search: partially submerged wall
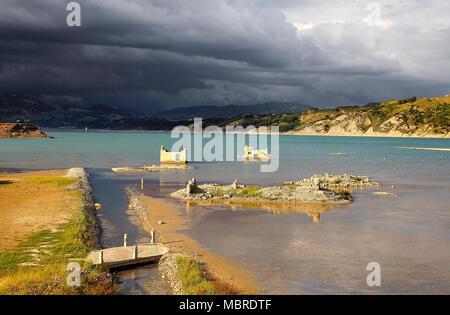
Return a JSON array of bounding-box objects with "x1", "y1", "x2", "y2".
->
[{"x1": 160, "y1": 145, "x2": 187, "y2": 164}]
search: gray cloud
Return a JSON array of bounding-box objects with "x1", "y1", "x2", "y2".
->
[{"x1": 0, "y1": 0, "x2": 448, "y2": 113}]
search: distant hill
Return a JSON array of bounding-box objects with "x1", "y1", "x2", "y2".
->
[
  {"x1": 155, "y1": 102, "x2": 312, "y2": 120},
  {"x1": 0, "y1": 94, "x2": 151, "y2": 129},
  {"x1": 2, "y1": 94, "x2": 448, "y2": 137},
  {"x1": 213, "y1": 96, "x2": 450, "y2": 138},
  {"x1": 0, "y1": 95, "x2": 311, "y2": 129}
]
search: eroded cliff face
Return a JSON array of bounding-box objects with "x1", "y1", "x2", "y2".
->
[
  {"x1": 291, "y1": 112, "x2": 450, "y2": 138},
  {"x1": 0, "y1": 123, "x2": 52, "y2": 138},
  {"x1": 288, "y1": 96, "x2": 450, "y2": 138}
]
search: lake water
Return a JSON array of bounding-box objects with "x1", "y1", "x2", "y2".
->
[{"x1": 1, "y1": 131, "x2": 449, "y2": 294}]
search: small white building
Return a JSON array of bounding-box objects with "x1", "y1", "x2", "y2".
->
[
  {"x1": 160, "y1": 145, "x2": 187, "y2": 164},
  {"x1": 239, "y1": 145, "x2": 271, "y2": 161}
]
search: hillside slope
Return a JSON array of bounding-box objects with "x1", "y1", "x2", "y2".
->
[
  {"x1": 0, "y1": 94, "x2": 182, "y2": 130},
  {"x1": 219, "y1": 96, "x2": 449, "y2": 138},
  {"x1": 155, "y1": 102, "x2": 311, "y2": 120}
]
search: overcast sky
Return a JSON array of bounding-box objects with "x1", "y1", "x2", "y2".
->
[{"x1": 0, "y1": 0, "x2": 449, "y2": 113}]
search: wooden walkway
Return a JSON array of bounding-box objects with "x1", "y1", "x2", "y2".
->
[{"x1": 87, "y1": 243, "x2": 169, "y2": 269}]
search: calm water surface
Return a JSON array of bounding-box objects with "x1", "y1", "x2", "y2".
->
[{"x1": 1, "y1": 131, "x2": 449, "y2": 294}]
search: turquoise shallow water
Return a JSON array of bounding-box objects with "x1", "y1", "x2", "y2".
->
[
  {"x1": 1, "y1": 131, "x2": 449, "y2": 294},
  {"x1": 1, "y1": 131, "x2": 449, "y2": 186}
]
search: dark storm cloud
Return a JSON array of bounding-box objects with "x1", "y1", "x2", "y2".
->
[{"x1": 0, "y1": 0, "x2": 448, "y2": 112}]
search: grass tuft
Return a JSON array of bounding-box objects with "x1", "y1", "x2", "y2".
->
[
  {"x1": 0, "y1": 178, "x2": 117, "y2": 295},
  {"x1": 175, "y1": 256, "x2": 238, "y2": 295},
  {"x1": 28, "y1": 176, "x2": 76, "y2": 186},
  {"x1": 238, "y1": 186, "x2": 261, "y2": 198}
]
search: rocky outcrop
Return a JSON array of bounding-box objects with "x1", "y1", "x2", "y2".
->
[
  {"x1": 171, "y1": 174, "x2": 380, "y2": 204},
  {"x1": 231, "y1": 179, "x2": 239, "y2": 190},
  {"x1": 284, "y1": 173, "x2": 381, "y2": 191},
  {"x1": 287, "y1": 96, "x2": 450, "y2": 138},
  {"x1": 185, "y1": 178, "x2": 204, "y2": 194},
  {"x1": 0, "y1": 123, "x2": 52, "y2": 138}
]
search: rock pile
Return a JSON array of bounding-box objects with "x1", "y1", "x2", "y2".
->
[
  {"x1": 171, "y1": 173, "x2": 381, "y2": 204},
  {"x1": 285, "y1": 173, "x2": 381, "y2": 191},
  {"x1": 65, "y1": 168, "x2": 102, "y2": 249},
  {"x1": 126, "y1": 188, "x2": 149, "y2": 221},
  {"x1": 158, "y1": 253, "x2": 185, "y2": 295}
]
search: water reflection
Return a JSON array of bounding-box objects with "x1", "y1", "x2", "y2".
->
[
  {"x1": 118, "y1": 264, "x2": 171, "y2": 295},
  {"x1": 184, "y1": 199, "x2": 337, "y2": 223}
]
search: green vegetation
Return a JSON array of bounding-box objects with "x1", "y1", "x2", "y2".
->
[
  {"x1": 207, "y1": 185, "x2": 262, "y2": 199},
  {"x1": 175, "y1": 256, "x2": 237, "y2": 295},
  {"x1": 207, "y1": 96, "x2": 450, "y2": 136},
  {"x1": 28, "y1": 176, "x2": 76, "y2": 187},
  {"x1": 0, "y1": 183, "x2": 117, "y2": 295},
  {"x1": 209, "y1": 113, "x2": 303, "y2": 132},
  {"x1": 397, "y1": 96, "x2": 417, "y2": 105},
  {"x1": 238, "y1": 186, "x2": 261, "y2": 198}
]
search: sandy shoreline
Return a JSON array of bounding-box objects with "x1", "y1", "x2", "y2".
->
[
  {"x1": 281, "y1": 130, "x2": 450, "y2": 138},
  {"x1": 131, "y1": 193, "x2": 260, "y2": 294},
  {"x1": 42, "y1": 128, "x2": 450, "y2": 138},
  {"x1": 393, "y1": 146, "x2": 450, "y2": 151}
]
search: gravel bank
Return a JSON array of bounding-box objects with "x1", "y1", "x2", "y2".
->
[{"x1": 65, "y1": 168, "x2": 102, "y2": 249}]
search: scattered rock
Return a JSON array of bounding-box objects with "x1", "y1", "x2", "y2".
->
[
  {"x1": 64, "y1": 168, "x2": 102, "y2": 249},
  {"x1": 158, "y1": 253, "x2": 189, "y2": 295},
  {"x1": 112, "y1": 164, "x2": 194, "y2": 173},
  {"x1": 170, "y1": 174, "x2": 380, "y2": 204}
]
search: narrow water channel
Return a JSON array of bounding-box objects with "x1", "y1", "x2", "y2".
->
[{"x1": 88, "y1": 168, "x2": 171, "y2": 295}]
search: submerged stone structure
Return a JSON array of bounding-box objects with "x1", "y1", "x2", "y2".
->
[
  {"x1": 160, "y1": 145, "x2": 187, "y2": 164},
  {"x1": 171, "y1": 174, "x2": 381, "y2": 205},
  {"x1": 239, "y1": 145, "x2": 271, "y2": 161}
]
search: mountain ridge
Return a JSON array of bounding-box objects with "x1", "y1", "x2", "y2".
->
[
  {"x1": 1, "y1": 94, "x2": 448, "y2": 138},
  {"x1": 213, "y1": 96, "x2": 449, "y2": 138},
  {"x1": 154, "y1": 102, "x2": 312, "y2": 120}
]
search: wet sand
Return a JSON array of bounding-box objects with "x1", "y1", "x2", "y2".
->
[{"x1": 137, "y1": 195, "x2": 260, "y2": 294}]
